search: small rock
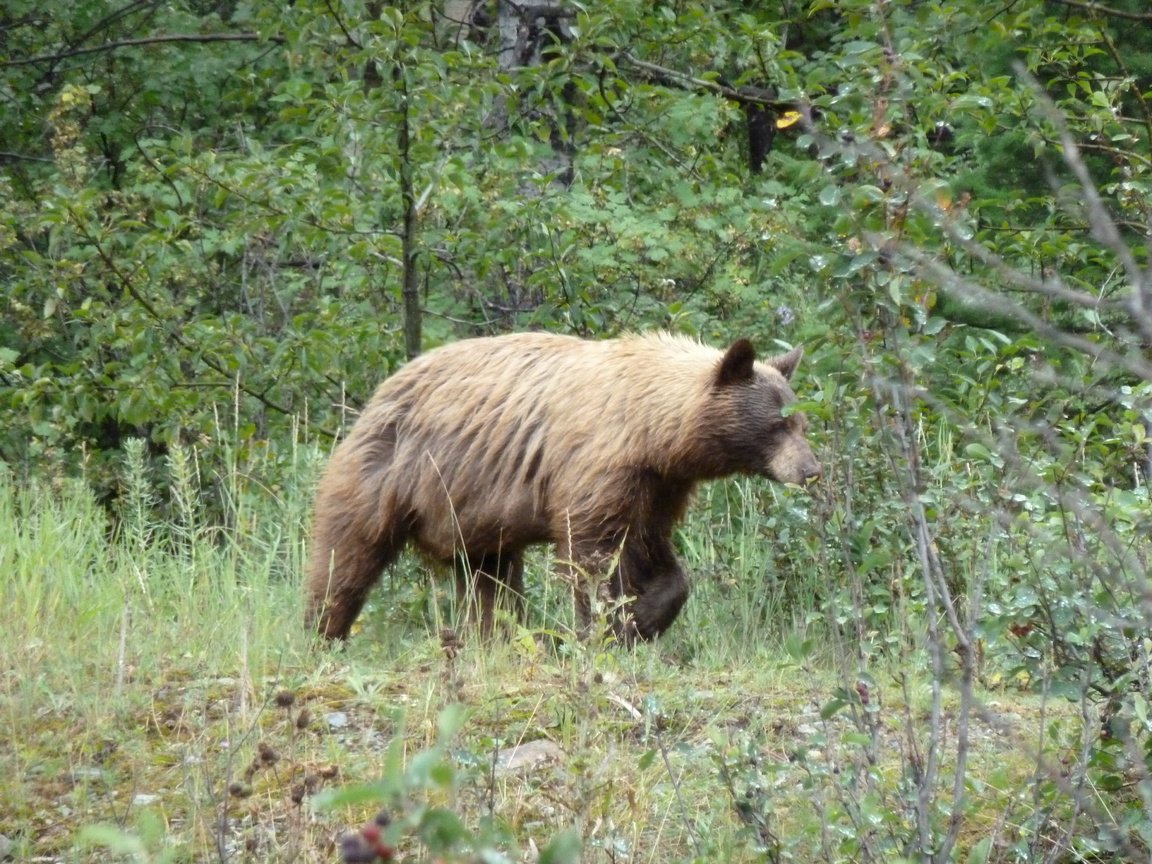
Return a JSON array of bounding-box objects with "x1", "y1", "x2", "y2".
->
[
  {"x1": 493, "y1": 739, "x2": 564, "y2": 776},
  {"x1": 325, "y1": 711, "x2": 349, "y2": 729}
]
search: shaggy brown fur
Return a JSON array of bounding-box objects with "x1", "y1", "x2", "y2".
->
[{"x1": 305, "y1": 332, "x2": 821, "y2": 642}]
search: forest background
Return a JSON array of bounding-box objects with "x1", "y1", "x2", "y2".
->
[{"x1": 2, "y1": 0, "x2": 1152, "y2": 861}]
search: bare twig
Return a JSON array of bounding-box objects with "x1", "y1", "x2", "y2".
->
[
  {"x1": 0, "y1": 150, "x2": 53, "y2": 163},
  {"x1": 891, "y1": 243, "x2": 1152, "y2": 382},
  {"x1": 1046, "y1": 0, "x2": 1152, "y2": 21},
  {"x1": 3, "y1": 31, "x2": 285, "y2": 68},
  {"x1": 614, "y1": 50, "x2": 783, "y2": 110}
]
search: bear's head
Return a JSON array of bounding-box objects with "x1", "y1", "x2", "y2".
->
[{"x1": 707, "y1": 339, "x2": 822, "y2": 486}]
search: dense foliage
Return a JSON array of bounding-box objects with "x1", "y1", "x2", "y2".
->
[{"x1": 3, "y1": 0, "x2": 1151, "y2": 860}]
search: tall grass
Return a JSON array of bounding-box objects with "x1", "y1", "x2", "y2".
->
[
  {"x1": 672, "y1": 478, "x2": 827, "y2": 662},
  {"x1": 0, "y1": 441, "x2": 319, "y2": 858},
  {"x1": 1, "y1": 444, "x2": 307, "y2": 703},
  {"x1": 1, "y1": 431, "x2": 1116, "y2": 863}
]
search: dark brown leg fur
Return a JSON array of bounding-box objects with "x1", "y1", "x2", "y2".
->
[
  {"x1": 455, "y1": 551, "x2": 525, "y2": 637},
  {"x1": 614, "y1": 535, "x2": 690, "y2": 641},
  {"x1": 305, "y1": 522, "x2": 404, "y2": 640},
  {"x1": 305, "y1": 447, "x2": 409, "y2": 640},
  {"x1": 306, "y1": 430, "x2": 411, "y2": 640}
]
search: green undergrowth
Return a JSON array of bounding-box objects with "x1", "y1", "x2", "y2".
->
[{"x1": 0, "y1": 452, "x2": 1097, "y2": 863}]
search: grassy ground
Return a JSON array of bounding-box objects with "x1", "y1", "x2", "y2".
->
[{"x1": 0, "y1": 457, "x2": 1080, "y2": 863}]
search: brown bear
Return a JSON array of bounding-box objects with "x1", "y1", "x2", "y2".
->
[{"x1": 305, "y1": 331, "x2": 820, "y2": 642}]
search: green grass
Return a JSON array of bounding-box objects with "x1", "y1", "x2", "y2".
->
[{"x1": 0, "y1": 453, "x2": 1091, "y2": 863}]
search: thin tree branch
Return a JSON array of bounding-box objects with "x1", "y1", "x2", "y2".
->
[
  {"x1": 1017, "y1": 64, "x2": 1152, "y2": 342},
  {"x1": 926, "y1": 208, "x2": 1126, "y2": 312},
  {"x1": 2, "y1": 32, "x2": 285, "y2": 68},
  {"x1": 323, "y1": 0, "x2": 361, "y2": 49},
  {"x1": 892, "y1": 241, "x2": 1152, "y2": 381},
  {"x1": 66, "y1": 1, "x2": 160, "y2": 58},
  {"x1": 614, "y1": 50, "x2": 783, "y2": 110},
  {"x1": 1047, "y1": 0, "x2": 1152, "y2": 20},
  {"x1": 0, "y1": 151, "x2": 53, "y2": 163}
]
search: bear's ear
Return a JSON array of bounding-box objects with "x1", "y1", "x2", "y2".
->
[
  {"x1": 767, "y1": 345, "x2": 804, "y2": 381},
  {"x1": 716, "y1": 339, "x2": 757, "y2": 386}
]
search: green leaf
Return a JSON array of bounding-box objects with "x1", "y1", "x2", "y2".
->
[
  {"x1": 418, "y1": 806, "x2": 468, "y2": 849},
  {"x1": 967, "y1": 836, "x2": 993, "y2": 864},
  {"x1": 437, "y1": 703, "x2": 468, "y2": 742},
  {"x1": 538, "y1": 829, "x2": 582, "y2": 864},
  {"x1": 783, "y1": 633, "x2": 813, "y2": 661},
  {"x1": 820, "y1": 696, "x2": 849, "y2": 720},
  {"x1": 819, "y1": 185, "x2": 841, "y2": 206}
]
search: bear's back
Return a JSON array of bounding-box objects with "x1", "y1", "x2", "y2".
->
[
  {"x1": 365, "y1": 331, "x2": 718, "y2": 432},
  {"x1": 348, "y1": 333, "x2": 721, "y2": 556}
]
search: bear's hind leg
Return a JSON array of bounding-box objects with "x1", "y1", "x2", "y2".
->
[
  {"x1": 306, "y1": 517, "x2": 405, "y2": 641},
  {"x1": 454, "y1": 550, "x2": 525, "y2": 638}
]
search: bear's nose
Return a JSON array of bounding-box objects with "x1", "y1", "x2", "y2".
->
[{"x1": 803, "y1": 462, "x2": 822, "y2": 484}]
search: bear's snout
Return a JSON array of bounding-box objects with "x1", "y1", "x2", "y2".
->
[
  {"x1": 768, "y1": 436, "x2": 822, "y2": 486},
  {"x1": 802, "y1": 457, "x2": 822, "y2": 484}
]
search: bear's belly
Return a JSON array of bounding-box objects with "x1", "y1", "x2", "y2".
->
[{"x1": 411, "y1": 492, "x2": 551, "y2": 560}]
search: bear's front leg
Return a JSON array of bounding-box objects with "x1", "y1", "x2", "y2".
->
[{"x1": 616, "y1": 535, "x2": 690, "y2": 641}]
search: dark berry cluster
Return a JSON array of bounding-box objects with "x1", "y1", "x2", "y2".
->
[{"x1": 339, "y1": 811, "x2": 394, "y2": 862}]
